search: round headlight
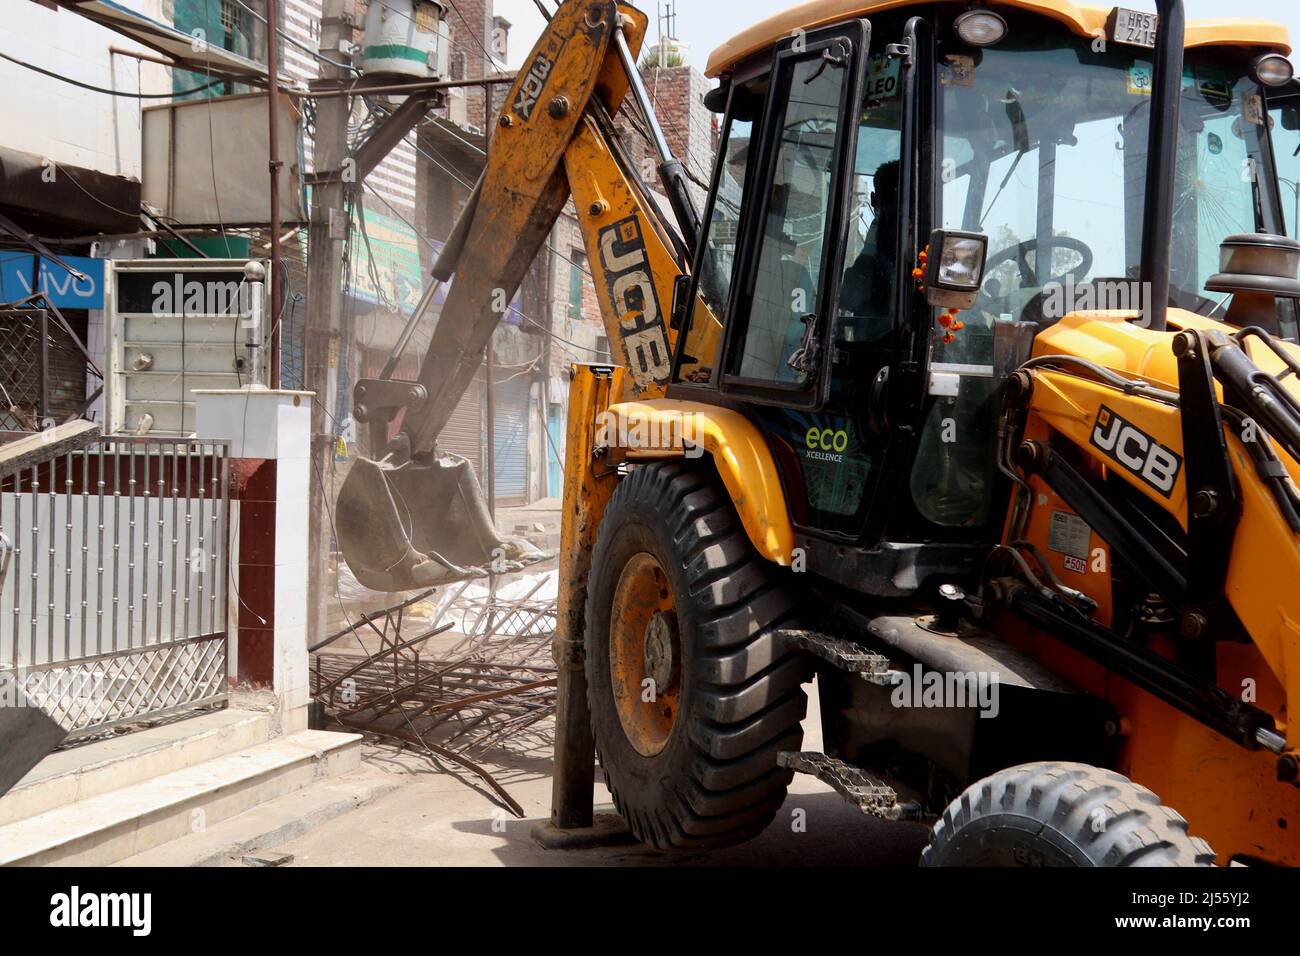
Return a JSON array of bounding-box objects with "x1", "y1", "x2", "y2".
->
[
  {"x1": 1254, "y1": 53, "x2": 1294, "y2": 88},
  {"x1": 954, "y1": 10, "x2": 1008, "y2": 48}
]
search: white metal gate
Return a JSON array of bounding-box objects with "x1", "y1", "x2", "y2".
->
[{"x1": 0, "y1": 435, "x2": 230, "y2": 739}]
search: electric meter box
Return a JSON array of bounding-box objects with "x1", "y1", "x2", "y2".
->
[
  {"x1": 361, "y1": 0, "x2": 451, "y2": 79},
  {"x1": 103, "y1": 259, "x2": 271, "y2": 436}
]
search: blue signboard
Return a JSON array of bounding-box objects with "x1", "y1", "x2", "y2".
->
[{"x1": 0, "y1": 253, "x2": 106, "y2": 309}]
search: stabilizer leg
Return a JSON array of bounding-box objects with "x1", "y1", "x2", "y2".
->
[{"x1": 531, "y1": 365, "x2": 634, "y2": 849}]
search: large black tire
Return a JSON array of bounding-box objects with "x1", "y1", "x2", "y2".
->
[
  {"x1": 585, "y1": 462, "x2": 809, "y2": 849},
  {"x1": 921, "y1": 761, "x2": 1216, "y2": 866}
]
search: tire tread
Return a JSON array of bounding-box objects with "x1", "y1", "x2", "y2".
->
[
  {"x1": 921, "y1": 761, "x2": 1216, "y2": 867},
  {"x1": 586, "y1": 463, "x2": 807, "y2": 850}
]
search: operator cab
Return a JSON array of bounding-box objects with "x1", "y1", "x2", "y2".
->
[{"x1": 669, "y1": 2, "x2": 1297, "y2": 599}]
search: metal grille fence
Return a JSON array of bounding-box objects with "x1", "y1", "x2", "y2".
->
[
  {"x1": 0, "y1": 309, "x2": 92, "y2": 432},
  {"x1": 0, "y1": 435, "x2": 231, "y2": 739}
]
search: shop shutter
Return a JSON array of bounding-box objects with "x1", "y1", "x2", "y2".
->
[
  {"x1": 440, "y1": 379, "x2": 484, "y2": 479},
  {"x1": 490, "y1": 375, "x2": 530, "y2": 506}
]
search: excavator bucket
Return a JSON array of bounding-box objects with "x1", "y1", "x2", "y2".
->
[
  {"x1": 336, "y1": 453, "x2": 548, "y2": 592},
  {"x1": 334, "y1": 0, "x2": 645, "y2": 594}
]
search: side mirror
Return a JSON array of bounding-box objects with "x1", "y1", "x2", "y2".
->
[
  {"x1": 670, "y1": 274, "x2": 693, "y2": 331},
  {"x1": 924, "y1": 228, "x2": 989, "y2": 311},
  {"x1": 703, "y1": 81, "x2": 730, "y2": 114}
]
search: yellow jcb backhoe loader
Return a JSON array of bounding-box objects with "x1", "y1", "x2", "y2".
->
[{"x1": 336, "y1": 0, "x2": 1300, "y2": 865}]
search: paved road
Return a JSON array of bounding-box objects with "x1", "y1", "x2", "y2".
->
[{"x1": 274, "y1": 679, "x2": 931, "y2": 867}]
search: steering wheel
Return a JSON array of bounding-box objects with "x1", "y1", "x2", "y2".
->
[{"x1": 978, "y1": 236, "x2": 1094, "y2": 322}]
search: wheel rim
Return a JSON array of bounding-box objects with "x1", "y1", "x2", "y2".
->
[{"x1": 609, "y1": 552, "x2": 681, "y2": 757}]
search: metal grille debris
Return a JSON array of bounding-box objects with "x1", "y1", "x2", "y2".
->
[{"x1": 311, "y1": 574, "x2": 557, "y2": 816}]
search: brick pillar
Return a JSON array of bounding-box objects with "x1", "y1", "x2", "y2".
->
[
  {"x1": 194, "y1": 389, "x2": 314, "y2": 733},
  {"x1": 452, "y1": 0, "x2": 493, "y2": 125}
]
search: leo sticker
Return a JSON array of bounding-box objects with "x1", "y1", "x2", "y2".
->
[{"x1": 865, "y1": 55, "x2": 903, "y2": 100}]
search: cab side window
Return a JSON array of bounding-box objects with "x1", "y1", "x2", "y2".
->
[
  {"x1": 675, "y1": 108, "x2": 759, "y2": 385},
  {"x1": 727, "y1": 48, "x2": 851, "y2": 388},
  {"x1": 838, "y1": 57, "x2": 904, "y2": 346}
]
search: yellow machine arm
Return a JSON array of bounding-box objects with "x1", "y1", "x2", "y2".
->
[
  {"x1": 407, "y1": 0, "x2": 689, "y2": 447},
  {"x1": 336, "y1": 0, "x2": 704, "y2": 591}
]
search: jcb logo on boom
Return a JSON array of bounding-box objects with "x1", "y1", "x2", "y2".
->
[
  {"x1": 513, "y1": 53, "x2": 554, "y2": 122},
  {"x1": 1090, "y1": 406, "x2": 1182, "y2": 497},
  {"x1": 598, "y1": 217, "x2": 671, "y2": 391}
]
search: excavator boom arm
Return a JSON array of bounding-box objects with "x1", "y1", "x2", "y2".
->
[
  {"x1": 337, "y1": 0, "x2": 703, "y2": 592},
  {"x1": 400, "y1": 0, "x2": 688, "y2": 455}
]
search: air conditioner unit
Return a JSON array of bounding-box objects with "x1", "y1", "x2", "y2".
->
[{"x1": 142, "y1": 93, "x2": 307, "y2": 227}]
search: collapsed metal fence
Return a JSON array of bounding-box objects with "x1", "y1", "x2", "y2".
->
[
  {"x1": 0, "y1": 308, "x2": 102, "y2": 432},
  {"x1": 0, "y1": 435, "x2": 231, "y2": 740},
  {"x1": 311, "y1": 576, "x2": 557, "y2": 815}
]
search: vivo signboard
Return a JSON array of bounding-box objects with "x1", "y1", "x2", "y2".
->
[{"x1": 0, "y1": 254, "x2": 106, "y2": 309}]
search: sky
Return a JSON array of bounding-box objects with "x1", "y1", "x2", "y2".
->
[{"x1": 493, "y1": 0, "x2": 1300, "y2": 74}]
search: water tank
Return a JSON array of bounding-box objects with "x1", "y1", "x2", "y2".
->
[{"x1": 361, "y1": 0, "x2": 446, "y2": 79}]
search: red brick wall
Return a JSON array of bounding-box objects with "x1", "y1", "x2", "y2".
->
[
  {"x1": 629, "y1": 64, "x2": 716, "y2": 210},
  {"x1": 447, "y1": 0, "x2": 509, "y2": 129}
]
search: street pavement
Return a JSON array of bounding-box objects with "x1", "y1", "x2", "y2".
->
[{"x1": 271, "y1": 678, "x2": 931, "y2": 867}]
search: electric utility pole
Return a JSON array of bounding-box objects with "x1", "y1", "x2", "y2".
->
[
  {"x1": 657, "y1": 1, "x2": 676, "y2": 67},
  {"x1": 266, "y1": 0, "x2": 283, "y2": 387},
  {"x1": 304, "y1": 0, "x2": 354, "y2": 645}
]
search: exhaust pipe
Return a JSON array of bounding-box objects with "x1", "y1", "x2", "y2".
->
[{"x1": 1140, "y1": 0, "x2": 1186, "y2": 332}]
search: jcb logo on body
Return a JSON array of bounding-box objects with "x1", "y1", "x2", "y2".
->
[
  {"x1": 1090, "y1": 406, "x2": 1182, "y2": 497},
  {"x1": 513, "y1": 53, "x2": 554, "y2": 122},
  {"x1": 598, "y1": 217, "x2": 671, "y2": 391}
]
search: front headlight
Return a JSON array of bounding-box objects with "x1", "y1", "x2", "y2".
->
[
  {"x1": 954, "y1": 10, "x2": 1008, "y2": 48},
  {"x1": 924, "y1": 229, "x2": 989, "y2": 310},
  {"x1": 1253, "y1": 53, "x2": 1294, "y2": 88}
]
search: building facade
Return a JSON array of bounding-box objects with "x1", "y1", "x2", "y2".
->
[{"x1": 0, "y1": 0, "x2": 718, "y2": 509}]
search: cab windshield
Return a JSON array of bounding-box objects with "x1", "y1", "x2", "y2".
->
[
  {"x1": 914, "y1": 31, "x2": 1288, "y2": 530},
  {"x1": 940, "y1": 34, "x2": 1283, "y2": 337}
]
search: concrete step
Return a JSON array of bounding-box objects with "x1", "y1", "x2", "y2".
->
[
  {"x1": 0, "y1": 730, "x2": 361, "y2": 866},
  {"x1": 115, "y1": 765, "x2": 402, "y2": 867},
  {"x1": 0, "y1": 708, "x2": 272, "y2": 827}
]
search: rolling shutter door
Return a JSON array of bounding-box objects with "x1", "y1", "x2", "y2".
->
[
  {"x1": 491, "y1": 376, "x2": 530, "y2": 506},
  {"x1": 439, "y1": 380, "x2": 484, "y2": 479}
]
